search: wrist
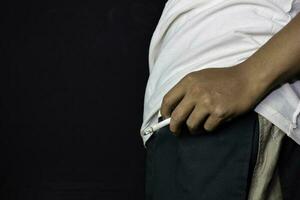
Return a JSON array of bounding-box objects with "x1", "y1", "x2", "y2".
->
[{"x1": 235, "y1": 61, "x2": 277, "y2": 106}]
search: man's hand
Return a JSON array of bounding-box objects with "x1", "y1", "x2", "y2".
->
[
  {"x1": 161, "y1": 13, "x2": 300, "y2": 136},
  {"x1": 160, "y1": 64, "x2": 261, "y2": 135}
]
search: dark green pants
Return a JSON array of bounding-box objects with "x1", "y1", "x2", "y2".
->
[{"x1": 145, "y1": 110, "x2": 259, "y2": 200}]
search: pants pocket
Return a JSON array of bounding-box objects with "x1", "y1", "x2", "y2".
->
[{"x1": 176, "y1": 110, "x2": 258, "y2": 200}]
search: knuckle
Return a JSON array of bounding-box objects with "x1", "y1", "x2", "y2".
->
[
  {"x1": 202, "y1": 94, "x2": 212, "y2": 106},
  {"x1": 162, "y1": 94, "x2": 171, "y2": 106},
  {"x1": 170, "y1": 119, "x2": 179, "y2": 132},
  {"x1": 161, "y1": 96, "x2": 172, "y2": 114},
  {"x1": 184, "y1": 72, "x2": 195, "y2": 82},
  {"x1": 171, "y1": 110, "x2": 181, "y2": 122},
  {"x1": 161, "y1": 100, "x2": 170, "y2": 118},
  {"x1": 189, "y1": 85, "x2": 202, "y2": 96},
  {"x1": 213, "y1": 106, "x2": 227, "y2": 118}
]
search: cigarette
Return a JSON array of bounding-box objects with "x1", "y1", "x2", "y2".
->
[{"x1": 143, "y1": 117, "x2": 171, "y2": 135}]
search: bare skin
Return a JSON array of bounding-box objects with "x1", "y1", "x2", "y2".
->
[{"x1": 160, "y1": 13, "x2": 300, "y2": 135}]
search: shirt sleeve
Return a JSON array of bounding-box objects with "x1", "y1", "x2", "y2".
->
[
  {"x1": 254, "y1": 81, "x2": 300, "y2": 145},
  {"x1": 289, "y1": 102, "x2": 300, "y2": 143}
]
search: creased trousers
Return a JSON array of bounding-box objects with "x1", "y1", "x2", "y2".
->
[
  {"x1": 145, "y1": 110, "x2": 259, "y2": 200},
  {"x1": 145, "y1": 109, "x2": 300, "y2": 200}
]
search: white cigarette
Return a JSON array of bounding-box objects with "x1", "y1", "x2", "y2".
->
[{"x1": 143, "y1": 117, "x2": 171, "y2": 135}]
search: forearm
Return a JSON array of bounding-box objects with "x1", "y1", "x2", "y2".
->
[{"x1": 239, "y1": 13, "x2": 300, "y2": 103}]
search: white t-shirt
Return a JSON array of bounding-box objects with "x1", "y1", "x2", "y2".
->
[{"x1": 141, "y1": 0, "x2": 300, "y2": 147}]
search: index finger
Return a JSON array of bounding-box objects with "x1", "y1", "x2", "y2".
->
[{"x1": 160, "y1": 78, "x2": 187, "y2": 119}]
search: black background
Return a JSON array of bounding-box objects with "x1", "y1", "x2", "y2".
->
[{"x1": 1, "y1": 1, "x2": 165, "y2": 199}]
